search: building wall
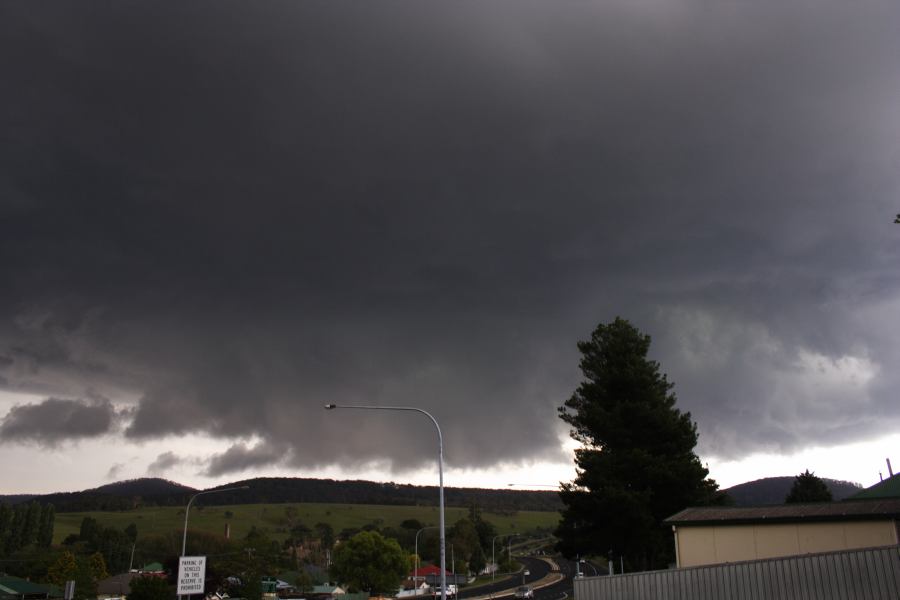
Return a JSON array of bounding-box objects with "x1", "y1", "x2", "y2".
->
[
  {"x1": 575, "y1": 545, "x2": 900, "y2": 600},
  {"x1": 676, "y1": 519, "x2": 898, "y2": 567}
]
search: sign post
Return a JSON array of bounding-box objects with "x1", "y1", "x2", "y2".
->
[{"x1": 177, "y1": 556, "x2": 207, "y2": 597}]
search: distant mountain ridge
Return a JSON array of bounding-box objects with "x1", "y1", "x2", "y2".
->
[
  {"x1": 89, "y1": 478, "x2": 197, "y2": 497},
  {"x1": 725, "y1": 476, "x2": 863, "y2": 506},
  {"x1": 0, "y1": 478, "x2": 201, "y2": 511},
  {"x1": 0, "y1": 494, "x2": 38, "y2": 504},
  {"x1": 1, "y1": 476, "x2": 563, "y2": 513}
]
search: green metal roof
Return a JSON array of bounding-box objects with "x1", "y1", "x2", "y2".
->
[
  {"x1": 0, "y1": 576, "x2": 56, "y2": 596},
  {"x1": 849, "y1": 473, "x2": 900, "y2": 500}
]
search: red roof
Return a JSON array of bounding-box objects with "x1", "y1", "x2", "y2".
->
[{"x1": 411, "y1": 565, "x2": 452, "y2": 577}]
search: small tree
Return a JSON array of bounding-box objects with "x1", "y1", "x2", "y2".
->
[
  {"x1": 48, "y1": 551, "x2": 78, "y2": 586},
  {"x1": 88, "y1": 552, "x2": 109, "y2": 582},
  {"x1": 785, "y1": 470, "x2": 833, "y2": 503},
  {"x1": 329, "y1": 531, "x2": 410, "y2": 594}
]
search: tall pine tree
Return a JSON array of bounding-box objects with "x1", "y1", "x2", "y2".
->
[
  {"x1": 785, "y1": 470, "x2": 832, "y2": 503},
  {"x1": 38, "y1": 505, "x2": 56, "y2": 548},
  {"x1": 556, "y1": 317, "x2": 724, "y2": 570}
]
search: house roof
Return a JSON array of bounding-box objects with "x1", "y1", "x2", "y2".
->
[
  {"x1": 310, "y1": 585, "x2": 345, "y2": 594},
  {"x1": 666, "y1": 498, "x2": 900, "y2": 526},
  {"x1": 0, "y1": 576, "x2": 58, "y2": 596},
  {"x1": 411, "y1": 565, "x2": 451, "y2": 577},
  {"x1": 849, "y1": 473, "x2": 900, "y2": 500},
  {"x1": 97, "y1": 573, "x2": 140, "y2": 596}
]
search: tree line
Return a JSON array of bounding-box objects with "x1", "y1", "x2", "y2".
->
[
  {"x1": 20, "y1": 478, "x2": 562, "y2": 513},
  {"x1": 0, "y1": 501, "x2": 55, "y2": 555}
]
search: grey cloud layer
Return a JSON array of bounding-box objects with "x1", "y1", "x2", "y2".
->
[
  {"x1": 147, "y1": 452, "x2": 182, "y2": 476},
  {"x1": 2, "y1": 1, "x2": 900, "y2": 476},
  {"x1": 0, "y1": 396, "x2": 117, "y2": 445}
]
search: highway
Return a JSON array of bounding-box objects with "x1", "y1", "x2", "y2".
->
[{"x1": 457, "y1": 556, "x2": 576, "y2": 600}]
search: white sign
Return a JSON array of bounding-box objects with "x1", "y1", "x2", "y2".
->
[{"x1": 177, "y1": 556, "x2": 207, "y2": 596}]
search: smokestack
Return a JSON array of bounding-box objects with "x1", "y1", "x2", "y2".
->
[{"x1": 888, "y1": 458, "x2": 894, "y2": 478}]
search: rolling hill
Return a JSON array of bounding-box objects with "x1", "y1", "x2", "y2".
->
[
  {"x1": 724, "y1": 476, "x2": 863, "y2": 506},
  {"x1": 2, "y1": 477, "x2": 562, "y2": 513}
]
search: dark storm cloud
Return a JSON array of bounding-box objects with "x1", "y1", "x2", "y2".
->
[
  {"x1": 1, "y1": 0, "x2": 900, "y2": 475},
  {"x1": 205, "y1": 442, "x2": 290, "y2": 477},
  {"x1": 0, "y1": 396, "x2": 116, "y2": 445}
]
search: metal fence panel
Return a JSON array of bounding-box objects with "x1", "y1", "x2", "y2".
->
[{"x1": 574, "y1": 545, "x2": 900, "y2": 600}]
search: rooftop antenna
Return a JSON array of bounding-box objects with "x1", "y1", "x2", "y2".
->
[{"x1": 887, "y1": 458, "x2": 894, "y2": 478}]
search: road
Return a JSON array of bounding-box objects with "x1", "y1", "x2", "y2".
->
[
  {"x1": 520, "y1": 556, "x2": 605, "y2": 600},
  {"x1": 460, "y1": 556, "x2": 604, "y2": 600}
]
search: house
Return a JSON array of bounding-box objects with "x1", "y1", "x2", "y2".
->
[
  {"x1": 97, "y1": 573, "x2": 141, "y2": 599},
  {"x1": 666, "y1": 497, "x2": 900, "y2": 567},
  {"x1": 0, "y1": 576, "x2": 60, "y2": 600},
  {"x1": 306, "y1": 584, "x2": 345, "y2": 600},
  {"x1": 97, "y1": 569, "x2": 168, "y2": 600},
  {"x1": 408, "y1": 566, "x2": 451, "y2": 586},
  {"x1": 397, "y1": 581, "x2": 431, "y2": 597},
  {"x1": 134, "y1": 562, "x2": 165, "y2": 575}
]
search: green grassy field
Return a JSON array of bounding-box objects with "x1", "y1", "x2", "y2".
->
[{"x1": 53, "y1": 503, "x2": 560, "y2": 545}]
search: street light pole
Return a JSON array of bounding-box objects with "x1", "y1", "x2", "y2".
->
[
  {"x1": 507, "y1": 534, "x2": 518, "y2": 572},
  {"x1": 325, "y1": 404, "x2": 447, "y2": 600},
  {"x1": 180, "y1": 485, "x2": 250, "y2": 600}
]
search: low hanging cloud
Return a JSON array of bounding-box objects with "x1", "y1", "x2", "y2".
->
[
  {"x1": 0, "y1": 396, "x2": 117, "y2": 446},
  {"x1": 106, "y1": 462, "x2": 126, "y2": 480},
  {"x1": 204, "y1": 442, "x2": 291, "y2": 477},
  {"x1": 147, "y1": 451, "x2": 182, "y2": 476}
]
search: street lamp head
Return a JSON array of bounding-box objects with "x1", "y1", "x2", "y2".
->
[{"x1": 324, "y1": 404, "x2": 337, "y2": 410}]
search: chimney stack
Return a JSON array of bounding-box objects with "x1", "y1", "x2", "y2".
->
[{"x1": 888, "y1": 458, "x2": 894, "y2": 478}]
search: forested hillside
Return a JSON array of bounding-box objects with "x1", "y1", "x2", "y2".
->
[
  {"x1": 2, "y1": 477, "x2": 562, "y2": 513},
  {"x1": 725, "y1": 476, "x2": 862, "y2": 505}
]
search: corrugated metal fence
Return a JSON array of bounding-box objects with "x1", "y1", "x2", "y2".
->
[{"x1": 574, "y1": 545, "x2": 900, "y2": 600}]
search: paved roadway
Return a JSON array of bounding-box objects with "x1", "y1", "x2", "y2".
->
[{"x1": 457, "y1": 556, "x2": 573, "y2": 600}]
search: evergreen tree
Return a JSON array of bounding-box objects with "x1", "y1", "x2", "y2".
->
[
  {"x1": 0, "y1": 504, "x2": 11, "y2": 555},
  {"x1": 21, "y1": 502, "x2": 41, "y2": 548},
  {"x1": 38, "y1": 505, "x2": 56, "y2": 548},
  {"x1": 79, "y1": 517, "x2": 100, "y2": 546},
  {"x1": 556, "y1": 317, "x2": 724, "y2": 570},
  {"x1": 5, "y1": 505, "x2": 25, "y2": 554},
  {"x1": 785, "y1": 470, "x2": 833, "y2": 503},
  {"x1": 314, "y1": 522, "x2": 335, "y2": 552}
]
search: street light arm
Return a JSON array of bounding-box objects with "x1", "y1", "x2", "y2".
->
[
  {"x1": 325, "y1": 404, "x2": 446, "y2": 600},
  {"x1": 324, "y1": 404, "x2": 443, "y2": 445}
]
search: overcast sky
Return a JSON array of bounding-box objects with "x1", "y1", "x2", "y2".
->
[{"x1": 2, "y1": 1, "x2": 900, "y2": 495}]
